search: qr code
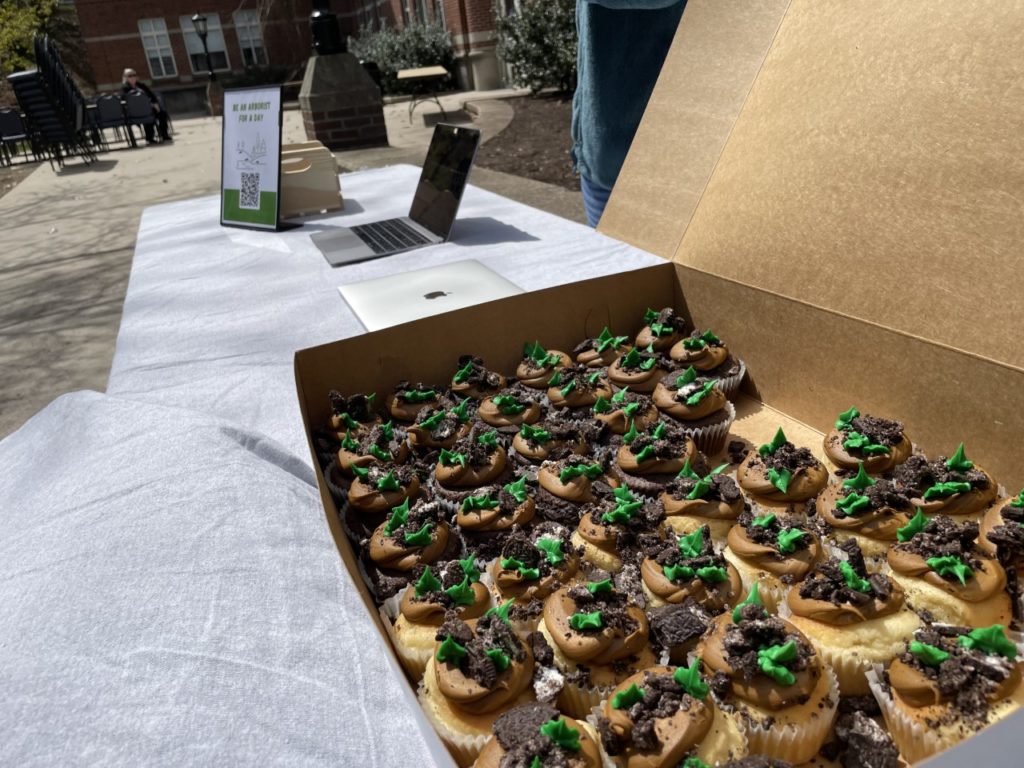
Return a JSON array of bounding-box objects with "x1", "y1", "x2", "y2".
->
[{"x1": 240, "y1": 171, "x2": 261, "y2": 209}]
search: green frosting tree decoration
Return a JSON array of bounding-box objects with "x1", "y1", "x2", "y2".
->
[
  {"x1": 453, "y1": 359, "x2": 474, "y2": 384},
  {"x1": 835, "y1": 406, "x2": 860, "y2": 431},
  {"x1": 602, "y1": 498, "x2": 643, "y2": 524},
  {"x1": 529, "y1": 757, "x2": 542, "y2": 768},
  {"x1": 485, "y1": 648, "x2": 511, "y2": 672},
  {"x1": 927, "y1": 555, "x2": 974, "y2": 585},
  {"x1": 518, "y1": 424, "x2": 551, "y2": 444},
  {"x1": 377, "y1": 471, "x2": 401, "y2": 491},
  {"x1": 663, "y1": 564, "x2": 696, "y2": 582},
  {"x1": 696, "y1": 566, "x2": 728, "y2": 583},
  {"x1": 923, "y1": 481, "x2": 972, "y2": 501},
  {"x1": 909, "y1": 640, "x2": 949, "y2": 667},
  {"x1": 559, "y1": 379, "x2": 578, "y2": 398},
  {"x1": 613, "y1": 486, "x2": 637, "y2": 503},
  {"x1": 351, "y1": 465, "x2": 370, "y2": 480},
  {"x1": 461, "y1": 494, "x2": 499, "y2": 512},
  {"x1": 593, "y1": 395, "x2": 612, "y2": 414},
  {"x1": 401, "y1": 388, "x2": 436, "y2": 403},
  {"x1": 685, "y1": 381, "x2": 717, "y2": 406},
  {"x1": 957, "y1": 624, "x2": 1018, "y2": 660},
  {"x1": 380, "y1": 421, "x2": 394, "y2": 441},
  {"x1": 450, "y1": 398, "x2": 471, "y2": 423},
  {"x1": 445, "y1": 576, "x2": 477, "y2": 606},
  {"x1": 611, "y1": 683, "x2": 646, "y2": 710},
  {"x1": 524, "y1": 340, "x2": 561, "y2": 368},
  {"x1": 559, "y1": 463, "x2": 603, "y2": 484},
  {"x1": 649, "y1": 321, "x2": 672, "y2": 337},
  {"x1": 339, "y1": 412, "x2": 360, "y2": 430},
  {"x1": 757, "y1": 640, "x2": 798, "y2": 685},
  {"x1": 623, "y1": 420, "x2": 640, "y2": 445},
  {"x1": 651, "y1": 422, "x2": 666, "y2": 440},
  {"x1": 547, "y1": 371, "x2": 563, "y2": 387},
  {"x1": 777, "y1": 528, "x2": 806, "y2": 554},
  {"x1": 586, "y1": 579, "x2": 614, "y2": 595},
  {"x1": 383, "y1": 498, "x2": 410, "y2": 536},
  {"x1": 621, "y1": 402, "x2": 640, "y2": 417},
  {"x1": 478, "y1": 430, "x2": 499, "y2": 449},
  {"x1": 369, "y1": 445, "x2": 390, "y2": 461},
  {"x1": 416, "y1": 410, "x2": 445, "y2": 431},
  {"x1": 946, "y1": 442, "x2": 974, "y2": 472},
  {"x1": 569, "y1": 611, "x2": 603, "y2": 631},
  {"x1": 682, "y1": 759, "x2": 711, "y2": 768},
  {"x1": 759, "y1": 428, "x2": 788, "y2": 456},
  {"x1": 500, "y1": 556, "x2": 540, "y2": 581},
  {"x1": 621, "y1": 348, "x2": 644, "y2": 369},
  {"x1": 767, "y1": 467, "x2": 792, "y2": 494},
  {"x1": 674, "y1": 659, "x2": 710, "y2": 700},
  {"x1": 1011, "y1": 489, "x2": 1024, "y2": 508},
  {"x1": 539, "y1": 718, "x2": 581, "y2": 752},
  {"x1": 596, "y1": 327, "x2": 629, "y2": 353},
  {"x1": 752, "y1": 513, "x2": 777, "y2": 528},
  {"x1": 732, "y1": 583, "x2": 764, "y2": 622},
  {"x1": 685, "y1": 479, "x2": 712, "y2": 500},
  {"x1": 535, "y1": 537, "x2": 566, "y2": 566},
  {"x1": 439, "y1": 449, "x2": 467, "y2": 468},
  {"x1": 485, "y1": 599, "x2": 514, "y2": 625},
  {"x1": 587, "y1": 371, "x2": 603, "y2": 387},
  {"x1": 677, "y1": 458, "x2": 700, "y2": 480},
  {"x1": 341, "y1": 430, "x2": 360, "y2": 451},
  {"x1": 683, "y1": 329, "x2": 721, "y2": 350},
  {"x1": 611, "y1": 388, "x2": 629, "y2": 403},
  {"x1": 643, "y1": 308, "x2": 660, "y2": 325},
  {"x1": 843, "y1": 463, "x2": 877, "y2": 491},
  {"x1": 675, "y1": 366, "x2": 698, "y2": 388},
  {"x1": 678, "y1": 528, "x2": 705, "y2": 559},
  {"x1": 896, "y1": 509, "x2": 930, "y2": 542},
  {"x1": 414, "y1": 566, "x2": 442, "y2": 597},
  {"x1": 403, "y1": 523, "x2": 434, "y2": 547},
  {"x1": 504, "y1": 476, "x2": 530, "y2": 503},
  {"x1": 458, "y1": 553, "x2": 481, "y2": 583},
  {"x1": 843, "y1": 431, "x2": 890, "y2": 455},
  {"x1": 839, "y1": 561, "x2": 872, "y2": 593},
  {"x1": 492, "y1": 395, "x2": 527, "y2": 415},
  {"x1": 634, "y1": 444, "x2": 657, "y2": 463},
  {"x1": 436, "y1": 634, "x2": 468, "y2": 664},
  {"x1": 835, "y1": 493, "x2": 872, "y2": 516}
]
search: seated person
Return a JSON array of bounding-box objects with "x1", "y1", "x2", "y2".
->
[{"x1": 121, "y1": 68, "x2": 172, "y2": 144}]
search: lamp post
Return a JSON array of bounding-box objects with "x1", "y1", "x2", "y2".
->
[{"x1": 190, "y1": 13, "x2": 215, "y2": 82}]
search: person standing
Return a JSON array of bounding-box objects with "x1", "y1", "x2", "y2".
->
[
  {"x1": 121, "y1": 68, "x2": 172, "y2": 144},
  {"x1": 573, "y1": 0, "x2": 686, "y2": 227}
]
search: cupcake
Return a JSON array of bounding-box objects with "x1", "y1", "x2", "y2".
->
[
  {"x1": 574, "y1": 326, "x2": 632, "y2": 368},
  {"x1": 419, "y1": 613, "x2": 537, "y2": 765},
  {"x1": 871, "y1": 624, "x2": 1024, "y2": 764},
  {"x1": 451, "y1": 355, "x2": 507, "y2": 400},
  {"x1": 477, "y1": 384, "x2": 543, "y2": 433},
  {"x1": 572, "y1": 487, "x2": 668, "y2": 572},
  {"x1": 388, "y1": 555, "x2": 491, "y2": 680},
  {"x1": 737, "y1": 428, "x2": 828, "y2": 508},
  {"x1": 651, "y1": 366, "x2": 736, "y2": 455},
  {"x1": 326, "y1": 389, "x2": 380, "y2": 436},
  {"x1": 640, "y1": 526, "x2": 744, "y2": 613},
  {"x1": 511, "y1": 411, "x2": 601, "y2": 466},
  {"x1": 407, "y1": 398, "x2": 474, "y2": 452},
  {"x1": 592, "y1": 387, "x2": 659, "y2": 436},
  {"x1": 667, "y1": 329, "x2": 746, "y2": 399},
  {"x1": 547, "y1": 365, "x2": 614, "y2": 415},
  {"x1": 979, "y1": 488, "x2": 1024, "y2": 569},
  {"x1": 346, "y1": 462, "x2": 422, "y2": 534},
  {"x1": 890, "y1": 444, "x2": 998, "y2": 519},
  {"x1": 661, "y1": 460, "x2": 743, "y2": 539},
  {"x1": 612, "y1": 419, "x2": 699, "y2": 497},
  {"x1": 434, "y1": 425, "x2": 513, "y2": 507},
  {"x1": 334, "y1": 420, "x2": 409, "y2": 476},
  {"x1": 815, "y1": 463, "x2": 915, "y2": 562},
  {"x1": 473, "y1": 703, "x2": 602, "y2": 768},
  {"x1": 534, "y1": 457, "x2": 619, "y2": 526},
  {"x1": 608, "y1": 346, "x2": 670, "y2": 394},
  {"x1": 365, "y1": 497, "x2": 458, "y2": 599},
  {"x1": 595, "y1": 662, "x2": 747, "y2": 767},
  {"x1": 886, "y1": 513, "x2": 1012, "y2": 626},
  {"x1": 785, "y1": 540, "x2": 921, "y2": 696},
  {"x1": 823, "y1": 406, "x2": 912, "y2": 474},
  {"x1": 456, "y1": 475, "x2": 537, "y2": 558},
  {"x1": 723, "y1": 509, "x2": 823, "y2": 611},
  {"x1": 385, "y1": 381, "x2": 444, "y2": 423},
  {"x1": 697, "y1": 597, "x2": 839, "y2": 764},
  {"x1": 539, "y1": 580, "x2": 657, "y2": 717},
  {"x1": 635, "y1": 307, "x2": 688, "y2": 353},
  {"x1": 517, "y1": 341, "x2": 573, "y2": 389}
]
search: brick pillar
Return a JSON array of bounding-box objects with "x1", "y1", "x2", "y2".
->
[{"x1": 298, "y1": 53, "x2": 388, "y2": 150}]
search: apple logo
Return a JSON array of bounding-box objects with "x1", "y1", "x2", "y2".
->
[{"x1": 423, "y1": 290, "x2": 449, "y2": 300}]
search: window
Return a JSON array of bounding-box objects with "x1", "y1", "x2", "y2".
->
[
  {"x1": 233, "y1": 10, "x2": 267, "y2": 67},
  {"x1": 138, "y1": 19, "x2": 177, "y2": 79},
  {"x1": 179, "y1": 14, "x2": 230, "y2": 73}
]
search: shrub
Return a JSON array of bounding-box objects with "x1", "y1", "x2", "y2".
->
[
  {"x1": 348, "y1": 23, "x2": 455, "y2": 96},
  {"x1": 496, "y1": 0, "x2": 576, "y2": 94}
]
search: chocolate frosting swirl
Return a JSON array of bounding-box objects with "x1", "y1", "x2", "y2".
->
[
  {"x1": 815, "y1": 482, "x2": 912, "y2": 542},
  {"x1": 641, "y1": 557, "x2": 743, "y2": 611},
  {"x1": 477, "y1": 704, "x2": 602, "y2": 768},
  {"x1": 478, "y1": 395, "x2": 542, "y2": 429},
  {"x1": 400, "y1": 579, "x2": 490, "y2": 625},
  {"x1": 651, "y1": 377, "x2": 727, "y2": 421},
  {"x1": 547, "y1": 365, "x2": 614, "y2": 409},
  {"x1": 516, "y1": 350, "x2": 573, "y2": 388},
  {"x1": 668, "y1": 334, "x2": 730, "y2": 370},
  {"x1": 456, "y1": 489, "x2": 535, "y2": 533},
  {"x1": 738, "y1": 448, "x2": 827, "y2": 503},
  {"x1": 786, "y1": 545, "x2": 905, "y2": 625},
  {"x1": 543, "y1": 585, "x2": 649, "y2": 666},
  {"x1": 726, "y1": 518, "x2": 821, "y2": 580},
  {"x1": 368, "y1": 520, "x2": 449, "y2": 571},
  {"x1": 608, "y1": 355, "x2": 668, "y2": 393}
]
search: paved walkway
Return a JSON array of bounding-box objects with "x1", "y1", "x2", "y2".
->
[{"x1": 0, "y1": 89, "x2": 585, "y2": 439}]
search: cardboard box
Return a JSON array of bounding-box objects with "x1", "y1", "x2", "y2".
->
[{"x1": 295, "y1": 1, "x2": 1024, "y2": 763}]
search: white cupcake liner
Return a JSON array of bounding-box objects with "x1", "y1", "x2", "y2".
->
[
  {"x1": 817, "y1": 641, "x2": 873, "y2": 697},
  {"x1": 417, "y1": 662, "x2": 496, "y2": 767},
  {"x1": 867, "y1": 664, "x2": 941, "y2": 765},
  {"x1": 722, "y1": 548, "x2": 785, "y2": 613},
  {"x1": 715, "y1": 359, "x2": 746, "y2": 400},
  {"x1": 681, "y1": 400, "x2": 736, "y2": 458}
]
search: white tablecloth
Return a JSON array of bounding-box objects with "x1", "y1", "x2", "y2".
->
[{"x1": 1, "y1": 166, "x2": 665, "y2": 766}]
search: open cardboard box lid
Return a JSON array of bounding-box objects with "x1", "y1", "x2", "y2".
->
[{"x1": 600, "y1": 0, "x2": 1024, "y2": 490}]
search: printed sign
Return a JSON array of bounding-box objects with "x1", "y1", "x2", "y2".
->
[{"x1": 221, "y1": 86, "x2": 282, "y2": 230}]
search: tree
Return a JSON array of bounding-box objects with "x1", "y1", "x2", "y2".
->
[
  {"x1": 0, "y1": 0, "x2": 59, "y2": 74},
  {"x1": 496, "y1": 0, "x2": 577, "y2": 94}
]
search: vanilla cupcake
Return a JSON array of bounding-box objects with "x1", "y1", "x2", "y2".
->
[
  {"x1": 608, "y1": 346, "x2": 670, "y2": 394},
  {"x1": 737, "y1": 428, "x2": 828, "y2": 512},
  {"x1": 434, "y1": 425, "x2": 513, "y2": 507},
  {"x1": 451, "y1": 355, "x2": 507, "y2": 400},
  {"x1": 473, "y1": 703, "x2": 602, "y2": 768},
  {"x1": 723, "y1": 510, "x2": 822, "y2": 612},
  {"x1": 591, "y1": 387, "x2": 659, "y2": 436},
  {"x1": 697, "y1": 598, "x2": 839, "y2": 764},
  {"x1": 385, "y1": 381, "x2": 444, "y2": 423},
  {"x1": 667, "y1": 329, "x2": 746, "y2": 399},
  {"x1": 823, "y1": 406, "x2": 912, "y2": 474},
  {"x1": 516, "y1": 341, "x2": 573, "y2": 389},
  {"x1": 547, "y1": 365, "x2": 614, "y2": 416},
  {"x1": 420, "y1": 613, "x2": 537, "y2": 765},
  {"x1": 651, "y1": 366, "x2": 736, "y2": 455},
  {"x1": 477, "y1": 384, "x2": 543, "y2": 434},
  {"x1": 572, "y1": 487, "x2": 668, "y2": 573},
  {"x1": 890, "y1": 443, "x2": 998, "y2": 519},
  {"x1": 574, "y1": 326, "x2": 632, "y2": 368},
  {"x1": 635, "y1": 307, "x2": 688, "y2": 353},
  {"x1": 456, "y1": 475, "x2": 536, "y2": 558},
  {"x1": 539, "y1": 581, "x2": 657, "y2": 717},
  {"x1": 886, "y1": 513, "x2": 1012, "y2": 626},
  {"x1": 595, "y1": 662, "x2": 747, "y2": 767},
  {"x1": 979, "y1": 489, "x2": 1024, "y2": 569},
  {"x1": 326, "y1": 389, "x2": 381, "y2": 437},
  {"x1": 785, "y1": 541, "x2": 920, "y2": 696},
  {"x1": 661, "y1": 460, "x2": 743, "y2": 539},
  {"x1": 612, "y1": 418, "x2": 699, "y2": 497},
  {"x1": 871, "y1": 624, "x2": 1024, "y2": 764},
  {"x1": 640, "y1": 526, "x2": 744, "y2": 613}
]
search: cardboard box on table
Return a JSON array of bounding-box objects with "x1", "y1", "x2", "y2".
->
[{"x1": 295, "y1": 0, "x2": 1024, "y2": 764}]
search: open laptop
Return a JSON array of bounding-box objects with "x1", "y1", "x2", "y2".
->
[{"x1": 312, "y1": 123, "x2": 481, "y2": 266}]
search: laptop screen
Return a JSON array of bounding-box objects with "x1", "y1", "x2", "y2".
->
[{"x1": 408, "y1": 124, "x2": 481, "y2": 239}]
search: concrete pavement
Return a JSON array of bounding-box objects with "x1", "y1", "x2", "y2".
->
[{"x1": 0, "y1": 89, "x2": 585, "y2": 439}]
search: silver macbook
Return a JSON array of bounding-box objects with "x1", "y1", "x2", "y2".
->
[
  {"x1": 312, "y1": 123, "x2": 481, "y2": 266},
  {"x1": 338, "y1": 259, "x2": 523, "y2": 331}
]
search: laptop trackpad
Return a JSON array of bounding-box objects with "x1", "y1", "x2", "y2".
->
[{"x1": 311, "y1": 228, "x2": 375, "y2": 266}]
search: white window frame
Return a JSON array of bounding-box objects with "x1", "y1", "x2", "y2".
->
[
  {"x1": 178, "y1": 14, "x2": 231, "y2": 74},
  {"x1": 232, "y1": 9, "x2": 268, "y2": 67},
  {"x1": 138, "y1": 18, "x2": 177, "y2": 79}
]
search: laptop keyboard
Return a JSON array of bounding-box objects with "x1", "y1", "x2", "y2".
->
[{"x1": 351, "y1": 219, "x2": 431, "y2": 255}]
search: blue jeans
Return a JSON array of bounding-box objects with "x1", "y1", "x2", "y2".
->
[{"x1": 580, "y1": 174, "x2": 612, "y2": 228}]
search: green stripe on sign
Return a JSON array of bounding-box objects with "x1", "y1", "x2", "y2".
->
[{"x1": 223, "y1": 189, "x2": 278, "y2": 227}]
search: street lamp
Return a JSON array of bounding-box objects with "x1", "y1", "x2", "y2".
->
[{"x1": 190, "y1": 13, "x2": 216, "y2": 82}]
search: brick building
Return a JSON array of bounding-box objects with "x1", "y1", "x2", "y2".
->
[{"x1": 76, "y1": 0, "x2": 510, "y2": 113}]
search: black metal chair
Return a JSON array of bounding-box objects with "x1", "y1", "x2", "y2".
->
[
  {"x1": 0, "y1": 108, "x2": 33, "y2": 165},
  {"x1": 123, "y1": 90, "x2": 156, "y2": 145},
  {"x1": 93, "y1": 94, "x2": 130, "y2": 148}
]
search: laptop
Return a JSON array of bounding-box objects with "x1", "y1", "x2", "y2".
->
[
  {"x1": 338, "y1": 259, "x2": 523, "y2": 331},
  {"x1": 312, "y1": 123, "x2": 481, "y2": 266}
]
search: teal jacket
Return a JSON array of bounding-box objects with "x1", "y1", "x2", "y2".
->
[{"x1": 572, "y1": 0, "x2": 687, "y2": 190}]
